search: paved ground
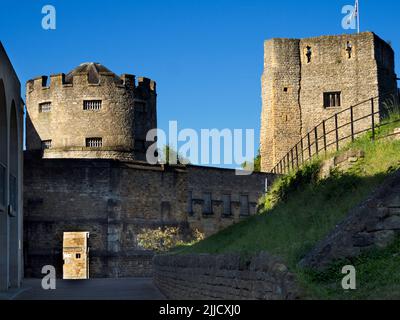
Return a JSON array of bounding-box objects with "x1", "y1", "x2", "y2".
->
[{"x1": 13, "y1": 278, "x2": 165, "y2": 300}]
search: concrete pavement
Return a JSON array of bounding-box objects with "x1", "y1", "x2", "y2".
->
[{"x1": 13, "y1": 278, "x2": 165, "y2": 300}]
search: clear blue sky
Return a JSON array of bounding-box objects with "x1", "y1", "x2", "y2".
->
[{"x1": 0, "y1": 0, "x2": 398, "y2": 167}]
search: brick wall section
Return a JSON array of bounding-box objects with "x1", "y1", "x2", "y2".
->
[
  {"x1": 24, "y1": 153, "x2": 273, "y2": 278},
  {"x1": 153, "y1": 252, "x2": 300, "y2": 300},
  {"x1": 300, "y1": 170, "x2": 400, "y2": 270},
  {"x1": 261, "y1": 32, "x2": 398, "y2": 172}
]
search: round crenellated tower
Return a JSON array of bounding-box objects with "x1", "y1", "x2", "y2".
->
[{"x1": 26, "y1": 62, "x2": 157, "y2": 161}]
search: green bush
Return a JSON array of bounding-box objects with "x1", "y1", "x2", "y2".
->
[{"x1": 263, "y1": 160, "x2": 321, "y2": 211}]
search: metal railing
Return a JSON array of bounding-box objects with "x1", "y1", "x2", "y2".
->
[{"x1": 272, "y1": 91, "x2": 400, "y2": 175}]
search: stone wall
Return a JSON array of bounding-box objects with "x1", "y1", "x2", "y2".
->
[
  {"x1": 187, "y1": 166, "x2": 272, "y2": 235},
  {"x1": 300, "y1": 170, "x2": 400, "y2": 270},
  {"x1": 25, "y1": 63, "x2": 157, "y2": 161},
  {"x1": 0, "y1": 42, "x2": 24, "y2": 291},
  {"x1": 24, "y1": 153, "x2": 272, "y2": 278},
  {"x1": 261, "y1": 32, "x2": 398, "y2": 172},
  {"x1": 153, "y1": 252, "x2": 300, "y2": 300}
]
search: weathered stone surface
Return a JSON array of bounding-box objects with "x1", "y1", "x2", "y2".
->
[
  {"x1": 374, "y1": 230, "x2": 396, "y2": 249},
  {"x1": 393, "y1": 128, "x2": 400, "y2": 140},
  {"x1": 300, "y1": 170, "x2": 400, "y2": 270},
  {"x1": 153, "y1": 252, "x2": 300, "y2": 300},
  {"x1": 260, "y1": 32, "x2": 397, "y2": 172},
  {"x1": 24, "y1": 153, "x2": 273, "y2": 278}
]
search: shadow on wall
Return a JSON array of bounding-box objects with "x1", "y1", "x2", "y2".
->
[{"x1": 25, "y1": 113, "x2": 41, "y2": 152}]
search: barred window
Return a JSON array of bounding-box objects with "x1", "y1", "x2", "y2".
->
[
  {"x1": 42, "y1": 140, "x2": 52, "y2": 150},
  {"x1": 324, "y1": 92, "x2": 341, "y2": 108},
  {"x1": 240, "y1": 195, "x2": 249, "y2": 216},
  {"x1": 86, "y1": 137, "x2": 103, "y2": 148},
  {"x1": 83, "y1": 100, "x2": 102, "y2": 111},
  {"x1": 39, "y1": 102, "x2": 52, "y2": 113}
]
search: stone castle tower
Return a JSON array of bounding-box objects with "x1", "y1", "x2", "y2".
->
[
  {"x1": 260, "y1": 32, "x2": 398, "y2": 172},
  {"x1": 26, "y1": 62, "x2": 157, "y2": 161}
]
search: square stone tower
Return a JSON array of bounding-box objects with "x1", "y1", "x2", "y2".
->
[{"x1": 260, "y1": 32, "x2": 398, "y2": 172}]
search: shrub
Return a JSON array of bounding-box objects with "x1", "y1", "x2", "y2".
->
[
  {"x1": 137, "y1": 227, "x2": 204, "y2": 252},
  {"x1": 263, "y1": 160, "x2": 321, "y2": 211}
]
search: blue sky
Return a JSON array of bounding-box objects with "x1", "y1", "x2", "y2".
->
[{"x1": 0, "y1": 0, "x2": 398, "y2": 167}]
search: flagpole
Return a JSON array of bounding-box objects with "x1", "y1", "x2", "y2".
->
[{"x1": 357, "y1": 0, "x2": 360, "y2": 33}]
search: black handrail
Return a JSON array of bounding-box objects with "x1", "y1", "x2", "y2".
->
[{"x1": 271, "y1": 91, "x2": 400, "y2": 175}]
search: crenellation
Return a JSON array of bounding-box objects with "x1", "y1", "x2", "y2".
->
[
  {"x1": 26, "y1": 62, "x2": 157, "y2": 161},
  {"x1": 120, "y1": 74, "x2": 136, "y2": 89},
  {"x1": 261, "y1": 32, "x2": 398, "y2": 172}
]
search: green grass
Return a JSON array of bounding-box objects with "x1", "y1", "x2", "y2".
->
[
  {"x1": 297, "y1": 237, "x2": 400, "y2": 300},
  {"x1": 173, "y1": 112, "x2": 400, "y2": 299}
]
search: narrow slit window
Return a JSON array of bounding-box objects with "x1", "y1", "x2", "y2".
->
[
  {"x1": 83, "y1": 100, "x2": 102, "y2": 111},
  {"x1": 222, "y1": 194, "x2": 232, "y2": 216},
  {"x1": 86, "y1": 137, "x2": 103, "y2": 148},
  {"x1": 306, "y1": 46, "x2": 312, "y2": 63},
  {"x1": 240, "y1": 195, "x2": 249, "y2": 216},
  {"x1": 346, "y1": 42, "x2": 353, "y2": 59},
  {"x1": 323, "y1": 92, "x2": 341, "y2": 108},
  {"x1": 39, "y1": 102, "x2": 52, "y2": 113},
  {"x1": 188, "y1": 191, "x2": 193, "y2": 214},
  {"x1": 203, "y1": 193, "x2": 212, "y2": 215}
]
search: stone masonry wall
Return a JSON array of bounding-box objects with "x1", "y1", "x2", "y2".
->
[
  {"x1": 260, "y1": 38, "x2": 302, "y2": 172},
  {"x1": 300, "y1": 170, "x2": 400, "y2": 270},
  {"x1": 261, "y1": 32, "x2": 398, "y2": 172},
  {"x1": 26, "y1": 68, "x2": 156, "y2": 161},
  {"x1": 24, "y1": 153, "x2": 272, "y2": 278},
  {"x1": 187, "y1": 165, "x2": 274, "y2": 236},
  {"x1": 153, "y1": 252, "x2": 300, "y2": 300}
]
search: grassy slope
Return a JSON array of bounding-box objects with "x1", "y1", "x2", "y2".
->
[{"x1": 175, "y1": 114, "x2": 400, "y2": 299}]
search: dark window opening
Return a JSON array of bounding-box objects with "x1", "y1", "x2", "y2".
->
[
  {"x1": 39, "y1": 102, "x2": 52, "y2": 113},
  {"x1": 284, "y1": 87, "x2": 288, "y2": 92},
  {"x1": 188, "y1": 191, "x2": 193, "y2": 214},
  {"x1": 306, "y1": 46, "x2": 312, "y2": 63},
  {"x1": 222, "y1": 194, "x2": 231, "y2": 216},
  {"x1": 86, "y1": 137, "x2": 103, "y2": 148},
  {"x1": 41, "y1": 140, "x2": 52, "y2": 150},
  {"x1": 323, "y1": 92, "x2": 341, "y2": 108},
  {"x1": 240, "y1": 195, "x2": 249, "y2": 216},
  {"x1": 76, "y1": 253, "x2": 81, "y2": 259},
  {"x1": 203, "y1": 193, "x2": 212, "y2": 215},
  {"x1": 346, "y1": 42, "x2": 353, "y2": 59},
  {"x1": 83, "y1": 100, "x2": 102, "y2": 111}
]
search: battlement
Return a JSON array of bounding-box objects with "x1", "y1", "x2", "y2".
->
[
  {"x1": 260, "y1": 32, "x2": 398, "y2": 172},
  {"x1": 27, "y1": 69, "x2": 156, "y2": 94},
  {"x1": 25, "y1": 62, "x2": 158, "y2": 162},
  {"x1": 264, "y1": 32, "x2": 394, "y2": 70}
]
